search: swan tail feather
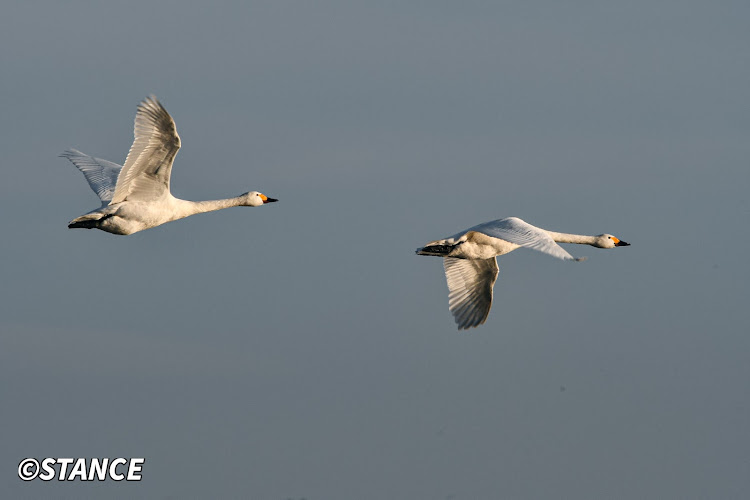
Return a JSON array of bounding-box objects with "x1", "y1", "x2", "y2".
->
[
  {"x1": 68, "y1": 212, "x2": 111, "y2": 229},
  {"x1": 68, "y1": 219, "x2": 98, "y2": 229},
  {"x1": 416, "y1": 243, "x2": 460, "y2": 256}
]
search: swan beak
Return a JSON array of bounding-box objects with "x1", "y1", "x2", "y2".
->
[
  {"x1": 615, "y1": 239, "x2": 630, "y2": 246},
  {"x1": 260, "y1": 194, "x2": 278, "y2": 204}
]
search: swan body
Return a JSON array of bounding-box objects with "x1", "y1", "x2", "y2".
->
[
  {"x1": 416, "y1": 217, "x2": 630, "y2": 330},
  {"x1": 61, "y1": 96, "x2": 277, "y2": 235}
]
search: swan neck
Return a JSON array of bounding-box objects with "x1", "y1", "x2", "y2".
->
[
  {"x1": 181, "y1": 196, "x2": 244, "y2": 216},
  {"x1": 546, "y1": 231, "x2": 597, "y2": 245}
]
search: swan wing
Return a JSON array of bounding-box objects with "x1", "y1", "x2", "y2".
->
[
  {"x1": 443, "y1": 257, "x2": 499, "y2": 330},
  {"x1": 60, "y1": 149, "x2": 121, "y2": 204},
  {"x1": 110, "y1": 96, "x2": 181, "y2": 204},
  {"x1": 470, "y1": 217, "x2": 577, "y2": 261}
]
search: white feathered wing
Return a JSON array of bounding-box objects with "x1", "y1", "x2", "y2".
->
[
  {"x1": 59, "y1": 149, "x2": 122, "y2": 205},
  {"x1": 443, "y1": 257, "x2": 499, "y2": 330}
]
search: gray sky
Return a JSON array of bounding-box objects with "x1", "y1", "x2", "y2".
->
[{"x1": 2, "y1": 1, "x2": 749, "y2": 498}]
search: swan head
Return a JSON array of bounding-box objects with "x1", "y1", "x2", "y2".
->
[
  {"x1": 242, "y1": 191, "x2": 278, "y2": 207},
  {"x1": 596, "y1": 234, "x2": 630, "y2": 249}
]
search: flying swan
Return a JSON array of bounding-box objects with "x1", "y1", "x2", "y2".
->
[
  {"x1": 60, "y1": 96, "x2": 277, "y2": 235},
  {"x1": 416, "y1": 217, "x2": 629, "y2": 330}
]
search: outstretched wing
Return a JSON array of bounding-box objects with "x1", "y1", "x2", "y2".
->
[
  {"x1": 443, "y1": 257, "x2": 499, "y2": 330},
  {"x1": 110, "y1": 96, "x2": 181, "y2": 204},
  {"x1": 59, "y1": 148, "x2": 122, "y2": 204},
  {"x1": 469, "y1": 217, "x2": 578, "y2": 261}
]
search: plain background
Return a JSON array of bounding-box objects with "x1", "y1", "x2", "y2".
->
[{"x1": 1, "y1": 1, "x2": 749, "y2": 499}]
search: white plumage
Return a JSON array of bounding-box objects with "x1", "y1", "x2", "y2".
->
[
  {"x1": 59, "y1": 149, "x2": 121, "y2": 205},
  {"x1": 61, "y1": 96, "x2": 277, "y2": 235},
  {"x1": 417, "y1": 217, "x2": 629, "y2": 330},
  {"x1": 443, "y1": 257, "x2": 499, "y2": 329}
]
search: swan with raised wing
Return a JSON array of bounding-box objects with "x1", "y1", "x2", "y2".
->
[
  {"x1": 416, "y1": 217, "x2": 629, "y2": 330},
  {"x1": 61, "y1": 96, "x2": 277, "y2": 235}
]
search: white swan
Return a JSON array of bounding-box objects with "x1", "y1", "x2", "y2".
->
[
  {"x1": 416, "y1": 217, "x2": 630, "y2": 330},
  {"x1": 61, "y1": 96, "x2": 277, "y2": 235}
]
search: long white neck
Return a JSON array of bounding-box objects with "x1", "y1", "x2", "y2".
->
[
  {"x1": 173, "y1": 196, "x2": 245, "y2": 218},
  {"x1": 545, "y1": 231, "x2": 599, "y2": 246}
]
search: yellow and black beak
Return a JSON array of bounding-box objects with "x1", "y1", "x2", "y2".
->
[
  {"x1": 613, "y1": 237, "x2": 630, "y2": 247},
  {"x1": 260, "y1": 194, "x2": 278, "y2": 204}
]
